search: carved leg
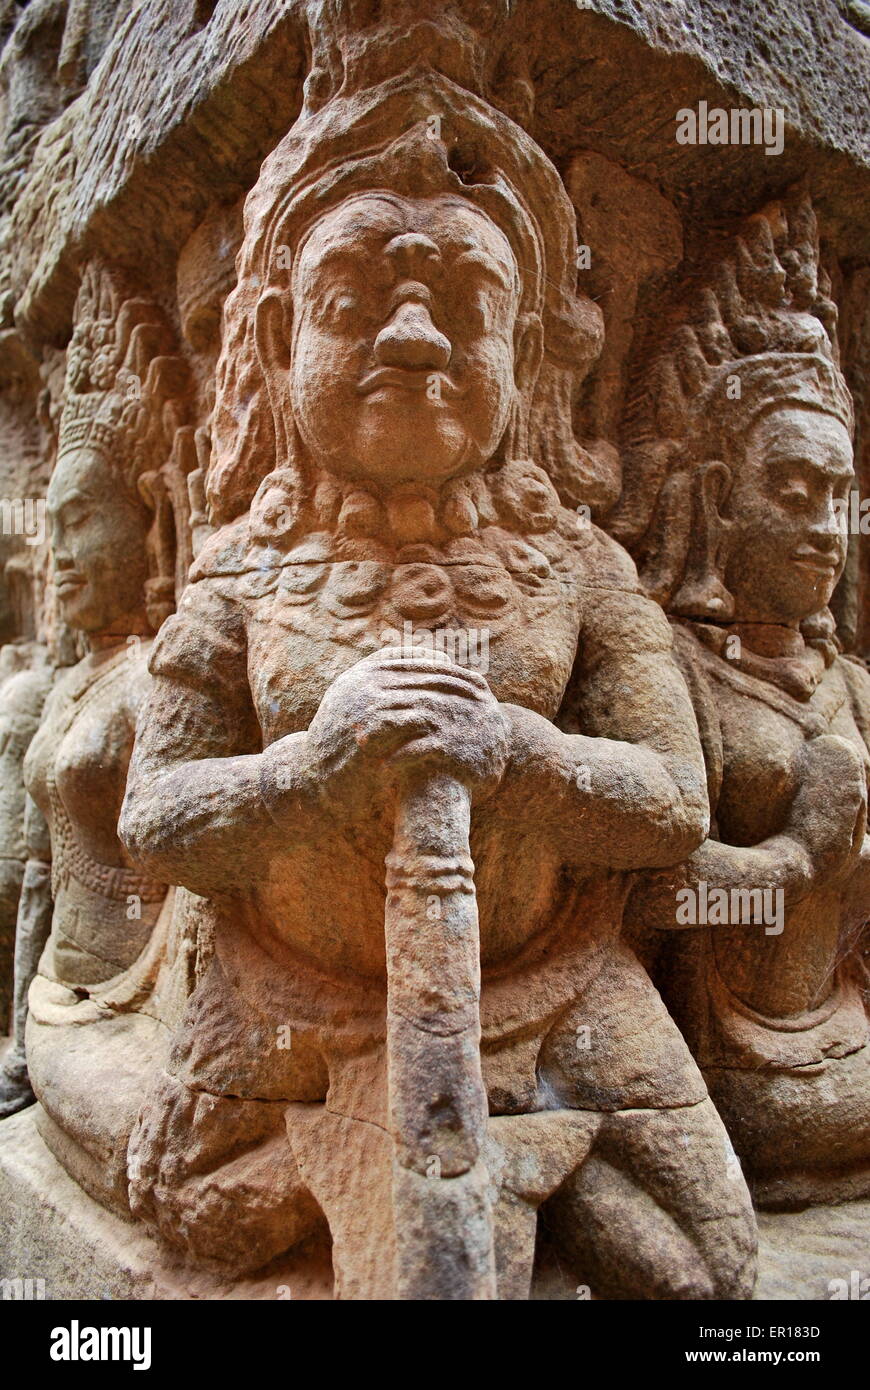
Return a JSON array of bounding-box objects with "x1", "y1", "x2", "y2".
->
[
  {"x1": 128, "y1": 1070, "x2": 324, "y2": 1274},
  {"x1": 544, "y1": 1099, "x2": 756, "y2": 1299},
  {"x1": 706, "y1": 1049, "x2": 870, "y2": 1208},
  {"x1": 537, "y1": 938, "x2": 757, "y2": 1298}
]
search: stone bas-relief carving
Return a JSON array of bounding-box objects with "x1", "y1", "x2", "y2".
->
[
  {"x1": 116, "y1": 76, "x2": 755, "y2": 1301},
  {"x1": 0, "y1": 0, "x2": 867, "y2": 1303},
  {"x1": 16, "y1": 261, "x2": 194, "y2": 1209},
  {"x1": 620, "y1": 192, "x2": 870, "y2": 1211},
  {"x1": 0, "y1": 640, "x2": 50, "y2": 1034},
  {"x1": 0, "y1": 634, "x2": 58, "y2": 1120}
]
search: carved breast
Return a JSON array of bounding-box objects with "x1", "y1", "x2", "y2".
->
[
  {"x1": 712, "y1": 663, "x2": 867, "y2": 846},
  {"x1": 702, "y1": 656, "x2": 870, "y2": 1017},
  {"x1": 26, "y1": 648, "x2": 147, "y2": 872}
]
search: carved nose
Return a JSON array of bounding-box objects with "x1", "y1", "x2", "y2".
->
[
  {"x1": 811, "y1": 508, "x2": 843, "y2": 545},
  {"x1": 373, "y1": 301, "x2": 451, "y2": 371}
]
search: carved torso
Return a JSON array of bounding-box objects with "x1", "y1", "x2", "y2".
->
[
  {"x1": 25, "y1": 643, "x2": 166, "y2": 987},
  {"x1": 675, "y1": 622, "x2": 870, "y2": 1052},
  {"x1": 151, "y1": 510, "x2": 641, "y2": 981}
]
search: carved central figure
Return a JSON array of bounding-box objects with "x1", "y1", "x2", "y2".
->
[{"x1": 119, "y1": 77, "x2": 756, "y2": 1299}]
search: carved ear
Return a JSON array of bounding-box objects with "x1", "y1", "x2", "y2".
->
[
  {"x1": 255, "y1": 289, "x2": 292, "y2": 373},
  {"x1": 514, "y1": 312, "x2": 543, "y2": 397},
  {"x1": 253, "y1": 287, "x2": 294, "y2": 467},
  {"x1": 671, "y1": 460, "x2": 735, "y2": 620}
]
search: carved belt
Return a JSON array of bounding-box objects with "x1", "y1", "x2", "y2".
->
[
  {"x1": 51, "y1": 825, "x2": 166, "y2": 904},
  {"x1": 48, "y1": 776, "x2": 165, "y2": 903}
]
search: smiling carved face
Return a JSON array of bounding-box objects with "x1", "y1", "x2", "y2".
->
[
  {"x1": 48, "y1": 448, "x2": 150, "y2": 636},
  {"x1": 722, "y1": 405, "x2": 854, "y2": 625},
  {"x1": 286, "y1": 192, "x2": 532, "y2": 486}
]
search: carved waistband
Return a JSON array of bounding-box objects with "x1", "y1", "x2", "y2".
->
[
  {"x1": 48, "y1": 781, "x2": 165, "y2": 904},
  {"x1": 52, "y1": 844, "x2": 167, "y2": 904}
]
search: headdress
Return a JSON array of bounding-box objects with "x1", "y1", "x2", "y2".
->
[
  {"x1": 613, "y1": 188, "x2": 853, "y2": 620},
  {"x1": 207, "y1": 70, "x2": 608, "y2": 523},
  {"x1": 58, "y1": 262, "x2": 190, "y2": 628}
]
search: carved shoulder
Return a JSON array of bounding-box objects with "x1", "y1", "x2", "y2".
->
[{"x1": 150, "y1": 576, "x2": 248, "y2": 699}]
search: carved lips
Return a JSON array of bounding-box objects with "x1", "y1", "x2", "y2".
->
[
  {"x1": 791, "y1": 546, "x2": 840, "y2": 575},
  {"x1": 54, "y1": 571, "x2": 86, "y2": 595},
  {"x1": 357, "y1": 366, "x2": 461, "y2": 398}
]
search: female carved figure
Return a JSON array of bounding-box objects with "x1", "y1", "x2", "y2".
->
[
  {"x1": 619, "y1": 191, "x2": 870, "y2": 1208},
  {"x1": 0, "y1": 635, "x2": 58, "y2": 1119},
  {"x1": 20, "y1": 262, "x2": 189, "y2": 1211},
  {"x1": 0, "y1": 639, "x2": 51, "y2": 1079},
  {"x1": 120, "y1": 77, "x2": 755, "y2": 1298}
]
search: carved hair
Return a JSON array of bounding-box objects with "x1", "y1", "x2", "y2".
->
[
  {"x1": 58, "y1": 261, "x2": 190, "y2": 629},
  {"x1": 613, "y1": 188, "x2": 854, "y2": 626},
  {"x1": 207, "y1": 72, "x2": 608, "y2": 524}
]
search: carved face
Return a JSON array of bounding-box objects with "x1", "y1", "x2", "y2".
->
[
  {"x1": 48, "y1": 448, "x2": 150, "y2": 635},
  {"x1": 287, "y1": 193, "x2": 530, "y2": 485},
  {"x1": 722, "y1": 405, "x2": 853, "y2": 624}
]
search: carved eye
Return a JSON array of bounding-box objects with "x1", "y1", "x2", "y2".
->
[
  {"x1": 778, "y1": 475, "x2": 811, "y2": 508},
  {"x1": 466, "y1": 291, "x2": 491, "y2": 333},
  {"x1": 61, "y1": 503, "x2": 92, "y2": 529},
  {"x1": 321, "y1": 290, "x2": 359, "y2": 323}
]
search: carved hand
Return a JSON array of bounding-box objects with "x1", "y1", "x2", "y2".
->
[
  {"x1": 306, "y1": 648, "x2": 509, "y2": 812},
  {"x1": 789, "y1": 733, "x2": 867, "y2": 887},
  {"x1": 629, "y1": 731, "x2": 868, "y2": 931}
]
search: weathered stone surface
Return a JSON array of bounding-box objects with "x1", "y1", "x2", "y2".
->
[
  {"x1": 1, "y1": 1103, "x2": 865, "y2": 1301},
  {"x1": 0, "y1": 0, "x2": 866, "y2": 1303},
  {"x1": 0, "y1": 1104, "x2": 334, "y2": 1299}
]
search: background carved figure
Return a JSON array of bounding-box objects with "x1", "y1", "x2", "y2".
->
[
  {"x1": 20, "y1": 260, "x2": 190, "y2": 1210},
  {"x1": 619, "y1": 190, "x2": 870, "y2": 1209},
  {"x1": 0, "y1": 639, "x2": 51, "y2": 1039}
]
